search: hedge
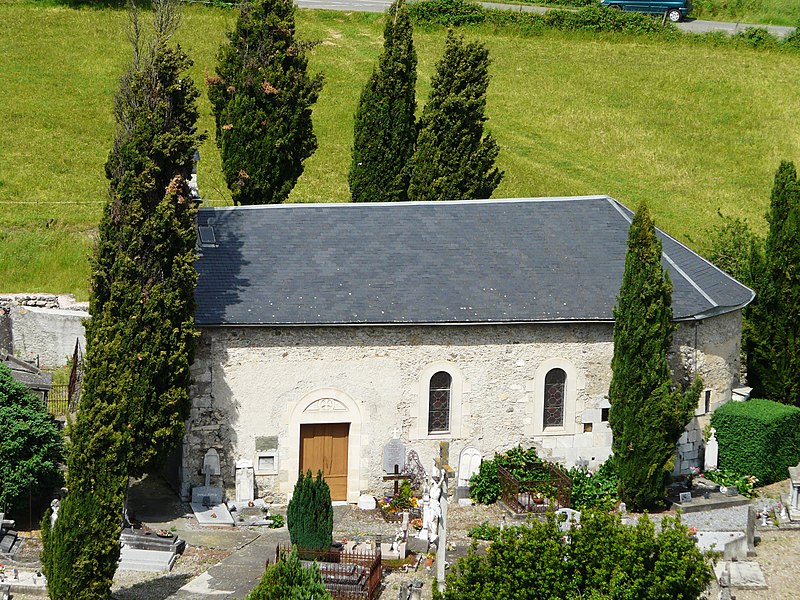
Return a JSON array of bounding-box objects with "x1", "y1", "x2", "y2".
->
[{"x1": 711, "y1": 398, "x2": 800, "y2": 485}]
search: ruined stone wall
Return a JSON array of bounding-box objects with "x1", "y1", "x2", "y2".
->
[
  {"x1": 672, "y1": 310, "x2": 744, "y2": 474},
  {"x1": 183, "y1": 311, "x2": 744, "y2": 502},
  {"x1": 0, "y1": 294, "x2": 88, "y2": 368}
]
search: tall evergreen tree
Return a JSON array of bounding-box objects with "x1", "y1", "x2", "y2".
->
[
  {"x1": 747, "y1": 161, "x2": 800, "y2": 404},
  {"x1": 349, "y1": 0, "x2": 416, "y2": 203},
  {"x1": 407, "y1": 31, "x2": 502, "y2": 202},
  {"x1": 608, "y1": 204, "x2": 701, "y2": 511},
  {"x1": 42, "y1": 2, "x2": 203, "y2": 597},
  {"x1": 208, "y1": 0, "x2": 324, "y2": 205}
]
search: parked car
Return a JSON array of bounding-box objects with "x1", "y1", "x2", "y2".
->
[{"x1": 600, "y1": 0, "x2": 689, "y2": 22}]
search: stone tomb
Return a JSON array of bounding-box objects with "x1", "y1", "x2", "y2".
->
[
  {"x1": 0, "y1": 513, "x2": 18, "y2": 556},
  {"x1": 119, "y1": 529, "x2": 186, "y2": 572},
  {"x1": 190, "y1": 448, "x2": 234, "y2": 526}
]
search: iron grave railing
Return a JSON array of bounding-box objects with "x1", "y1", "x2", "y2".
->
[
  {"x1": 498, "y1": 463, "x2": 571, "y2": 514},
  {"x1": 271, "y1": 544, "x2": 382, "y2": 599}
]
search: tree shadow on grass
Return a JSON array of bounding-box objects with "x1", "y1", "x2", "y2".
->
[{"x1": 112, "y1": 572, "x2": 193, "y2": 600}]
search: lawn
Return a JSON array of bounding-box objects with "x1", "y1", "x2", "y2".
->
[{"x1": 2, "y1": 0, "x2": 800, "y2": 297}]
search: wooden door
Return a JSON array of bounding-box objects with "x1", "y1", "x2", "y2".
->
[{"x1": 299, "y1": 423, "x2": 350, "y2": 501}]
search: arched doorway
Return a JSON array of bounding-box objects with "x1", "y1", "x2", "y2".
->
[{"x1": 288, "y1": 389, "x2": 363, "y2": 503}]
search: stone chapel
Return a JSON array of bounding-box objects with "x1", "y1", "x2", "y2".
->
[{"x1": 180, "y1": 196, "x2": 753, "y2": 503}]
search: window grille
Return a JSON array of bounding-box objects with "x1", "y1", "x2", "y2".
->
[{"x1": 428, "y1": 371, "x2": 452, "y2": 433}]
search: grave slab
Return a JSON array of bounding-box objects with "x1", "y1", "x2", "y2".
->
[
  {"x1": 714, "y1": 561, "x2": 768, "y2": 589},
  {"x1": 191, "y1": 502, "x2": 235, "y2": 526},
  {"x1": 3, "y1": 569, "x2": 48, "y2": 597},
  {"x1": 695, "y1": 531, "x2": 748, "y2": 560},
  {"x1": 119, "y1": 546, "x2": 178, "y2": 572}
]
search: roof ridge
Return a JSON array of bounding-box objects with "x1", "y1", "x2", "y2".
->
[{"x1": 198, "y1": 195, "x2": 611, "y2": 212}]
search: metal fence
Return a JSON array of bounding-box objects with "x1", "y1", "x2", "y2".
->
[
  {"x1": 47, "y1": 383, "x2": 79, "y2": 416},
  {"x1": 498, "y1": 463, "x2": 572, "y2": 514},
  {"x1": 272, "y1": 545, "x2": 382, "y2": 599}
]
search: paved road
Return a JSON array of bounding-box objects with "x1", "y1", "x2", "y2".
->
[{"x1": 296, "y1": 0, "x2": 796, "y2": 38}]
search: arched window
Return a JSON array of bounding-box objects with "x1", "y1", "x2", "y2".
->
[
  {"x1": 428, "y1": 371, "x2": 452, "y2": 434},
  {"x1": 543, "y1": 368, "x2": 566, "y2": 428}
]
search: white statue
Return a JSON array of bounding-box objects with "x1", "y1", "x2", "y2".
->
[
  {"x1": 417, "y1": 481, "x2": 431, "y2": 541},
  {"x1": 427, "y1": 478, "x2": 442, "y2": 544}
]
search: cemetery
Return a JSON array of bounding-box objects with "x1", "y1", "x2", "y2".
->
[{"x1": 4, "y1": 404, "x2": 800, "y2": 598}]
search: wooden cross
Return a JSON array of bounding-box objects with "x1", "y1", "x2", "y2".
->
[{"x1": 382, "y1": 464, "x2": 405, "y2": 496}]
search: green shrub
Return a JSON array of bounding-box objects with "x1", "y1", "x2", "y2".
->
[
  {"x1": 734, "y1": 27, "x2": 779, "y2": 48},
  {"x1": 785, "y1": 28, "x2": 800, "y2": 50},
  {"x1": 702, "y1": 468, "x2": 759, "y2": 498},
  {"x1": 469, "y1": 446, "x2": 555, "y2": 504},
  {"x1": 567, "y1": 459, "x2": 619, "y2": 511},
  {"x1": 437, "y1": 510, "x2": 713, "y2": 600},
  {"x1": 287, "y1": 470, "x2": 334, "y2": 552},
  {"x1": 246, "y1": 546, "x2": 332, "y2": 600},
  {"x1": 711, "y1": 398, "x2": 800, "y2": 485},
  {"x1": 408, "y1": 0, "x2": 486, "y2": 27},
  {"x1": 269, "y1": 514, "x2": 285, "y2": 528},
  {"x1": 0, "y1": 364, "x2": 64, "y2": 518},
  {"x1": 467, "y1": 520, "x2": 503, "y2": 541}
]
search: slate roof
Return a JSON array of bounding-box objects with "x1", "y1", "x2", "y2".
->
[
  {"x1": 194, "y1": 196, "x2": 754, "y2": 327},
  {"x1": 2, "y1": 354, "x2": 52, "y2": 391}
]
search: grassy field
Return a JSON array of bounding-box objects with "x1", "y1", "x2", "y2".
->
[
  {"x1": 2, "y1": 0, "x2": 800, "y2": 297},
  {"x1": 688, "y1": 0, "x2": 800, "y2": 27},
  {"x1": 511, "y1": 0, "x2": 800, "y2": 27}
]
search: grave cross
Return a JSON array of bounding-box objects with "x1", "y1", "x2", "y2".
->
[
  {"x1": 432, "y1": 442, "x2": 454, "y2": 589},
  {"x1": 433, "y1": 441, "x2": 455, "y2": 484},
  {"x1": 383, "y1": 464, "x2": 406, "y2": 496}
]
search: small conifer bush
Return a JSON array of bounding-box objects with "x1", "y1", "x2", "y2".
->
[{"x1": 287, "y1": 470, "x2": 334, "y2": 552}]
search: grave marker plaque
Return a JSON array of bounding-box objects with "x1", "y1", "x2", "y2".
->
[{"x1": 383, "y1": 437, "x2": 406, "y2": 474}]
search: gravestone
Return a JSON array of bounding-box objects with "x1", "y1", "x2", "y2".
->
[
  {"x1": 383, "y1": 431, "x2": 407, "y2": 475},
  {"x1": 704, "y1": 428, "x2": 719, "y2": 471},
  {"x1": 358, "y1": 494, "x2": 376, "y2": 510},
  {"x1": 788, "y1": 461, "x2": 800, "y2": 521},
  {"x1": 456, "y1": 447, "x2": 482, "y2": 501},
  {"x1": 191, "y1": 448, "x2": 224, "y2": 505},
  {"x1": 235, "y1": 459, "x2": 255, "y2": 502}
]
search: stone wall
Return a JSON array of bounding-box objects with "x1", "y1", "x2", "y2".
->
[
  {"x1": 0, "y1": 294, "x2": 88, "y2": 369},
  {"x1": 183, "y1": 311, "x2": 744, "y2": 502},
  {"x1": 672, "y1": 310, "x2": 744, "y2": 474}
]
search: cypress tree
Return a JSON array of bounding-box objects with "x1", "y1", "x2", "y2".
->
[
  {"x1": 287, "y1": 470, "x2": 333, "y2": 552},
  {"x1": 608, "y1": 204, "x2": 701, "y2": 511},
  {"x1": 747, "y1": 161, "x2": 800, "y2": 404},
  {"x1": 42, "y1": 2, "x2": 203, "y2": 597},
  {"x1": 349, "y1": 0, "x2": 416, "y2": 203},
  {"x1": 407, "y1": 31, "x2": 502, "y2": 202},
  {"x1": 208, "y1": 0, "x2": 324, "y2": 205}
]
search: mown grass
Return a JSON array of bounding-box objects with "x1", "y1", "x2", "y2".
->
[{"x1": 2, "y1": 0, "x2": 800, "y2": 297}]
